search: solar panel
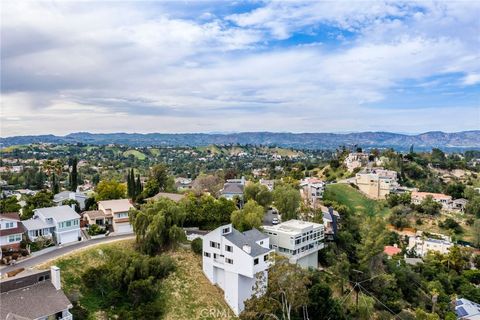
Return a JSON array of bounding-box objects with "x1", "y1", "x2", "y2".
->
[
  {"x1": 456, "y1": 300, "x2": 464, "y2": 306},
  {"x1": 456, "y1": 306, "x2": 467, "y2": 317}
]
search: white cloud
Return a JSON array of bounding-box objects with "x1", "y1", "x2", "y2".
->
[{"x1": 1, "y1": 1, "x2": 479, "y2": 136}]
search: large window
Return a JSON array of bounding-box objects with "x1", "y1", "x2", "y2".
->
[
  {"x1": 225, "y1": 245, "x2": 233, "y2": 252},
  {"x1": 117, "y1": 212, "x2": 128, "y2": 218},
  {"x1": 210, "y1": 241, "x2": 220, "y2": 249},
  {"x1": 5, "y1": 222, "x2": 14, "y2": 229},
  {"x1": 8, "y1": 234, "x2": 21, "y2": 242}
]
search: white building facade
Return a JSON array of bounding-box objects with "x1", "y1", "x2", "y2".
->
[
  {"x1": 202, "y1": 224, "x2": 273, "y2": 316},
  {"x1": 22, "y1": 206, "x2": 81, "y2": 245},
  {"x1": 263, "y1": 219, "x2": 324, "y2": 268},
  {"x1": 407, "y1": 236, "x2": 453, "y2": 257}
]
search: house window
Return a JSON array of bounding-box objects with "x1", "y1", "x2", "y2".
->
[
  {"x1": 5, "y1": 222, "x2": 14, "y2": 229},
  {"x1": 204, "y1": 252, "x2": 211, "y2": 258},
  {"x1": 210, "y1": 241, "x2": 220, "y2": 249},
  {"x1": 222, "y1": 227, "x2": 230, "y2": 234},
  {"x1": 117, "y1": 212, "x2": 128, "y2": 218},
  {"x1": 213, "y1": 253, "x2": 218, "y2": 259},
  {"x1": 8, "y1": 234, "x2": 21, "y2": 242},
  {"x1": 254, "y1": 258, "x2": 259, "y2": 265},
  {"x1": 225, "y1": 245, "x2": 233, "y2": 252},
  {"x1": 264, "y1": 254, "x2": 269, "y2": 261},
  {"x1": 66, "y1": 221, "x2": 72, "y2": 227},
  {"x1": 226, "y1": 258, "x2": 233, "y2": 264}
]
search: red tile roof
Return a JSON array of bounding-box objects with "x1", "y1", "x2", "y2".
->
[{"x1": 384, "y1": 246, "x2": 402, "y2": 256}]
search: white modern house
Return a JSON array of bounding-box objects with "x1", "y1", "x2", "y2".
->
[
  {"x1": 407, "y1": 235, "x2": 453, "y2": 257},
  {"x1": 22, "y1": 205, "x2": 81, "y2": 245},
  {"x1": 98, "y1": 199, "x2": 134, "y2": 233},
  {"x1": 263, "y1": 219, "x2": 325, "y2": 268},
  {"x1": 53, "y1": 191, "x2": 88, "y2": 210},
  {"x1": 0, "y1": 212, "x2": 24, "y2": 251},
  {"x1": 202, "y1": 224, "x2": 273, "y2": 316}
]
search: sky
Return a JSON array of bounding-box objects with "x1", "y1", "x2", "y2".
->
[{"x1": 1, "y1": 0, "x2": 479, "y2": 136}]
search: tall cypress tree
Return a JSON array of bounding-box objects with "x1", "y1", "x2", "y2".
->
[
  {"x1": 69, "y1": 157, "x2": 78, "y2": 192},
  {"x1": 52, "y1": 173, "x2": 59, "y2": 194},
  {"x1": 135, "y1": 174, "x2": 142, "y2": 198}
]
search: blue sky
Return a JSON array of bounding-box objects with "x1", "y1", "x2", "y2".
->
[{"x1": 1, "y1": 0, "x2": 479, "y2": 136}]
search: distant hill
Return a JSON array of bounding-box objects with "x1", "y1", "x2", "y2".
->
[{"x1": 1, "y1": 131, "x2": 479, "y2": 151}]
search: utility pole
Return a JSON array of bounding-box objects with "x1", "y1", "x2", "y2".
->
[{"x1": 352, "y1": 269, "x2": 364, "y2": 311}]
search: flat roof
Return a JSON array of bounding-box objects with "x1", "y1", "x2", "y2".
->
[{"x1": 264, "y1": 219, "x2": 323, "y2": 236}]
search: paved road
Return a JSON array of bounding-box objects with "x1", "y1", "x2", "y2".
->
[
  {"x1": 263, "y1": 209, "x2": 279, "y2": 226},
  {"x1": 0, "y1": 234, "x2": 134, "y2": 274}
]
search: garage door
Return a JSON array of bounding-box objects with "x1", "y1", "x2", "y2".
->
[
  {"x1": 116, "y1": 223, "x2": 133, "y2": 234},
  {"x1": 58, "y1": 230, "x2": 79, "y2": 245}
]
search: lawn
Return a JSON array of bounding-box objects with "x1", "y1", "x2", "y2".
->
[
  {"x1": 149, "y1": 148, "x2": 160, "y2": 156},
  {"x1": 324, "y1": 184, "x2": 390, "y2": 217},
  {"x1": 36, "y1": 239, "x2": 234, "y2": 319},
  {"x1": 123, "y1": 149, "x2": 147, "y2": 160}
]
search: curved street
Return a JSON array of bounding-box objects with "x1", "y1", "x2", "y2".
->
[{"x1": 0, "y1": 234, "x2": 134, "y2": 275}]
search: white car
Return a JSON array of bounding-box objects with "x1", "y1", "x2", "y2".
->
[{"x1": 272, "y1": 217, "x2": 279, "y2": 225}]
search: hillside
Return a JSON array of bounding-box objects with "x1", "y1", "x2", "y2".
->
[{"x1": 2, "y1": 131, "x2": 479, "y2": 151}]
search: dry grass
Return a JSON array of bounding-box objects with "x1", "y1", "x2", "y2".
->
[{"x1": 163, "y1": 249, "x2": 236, "y2": 320}]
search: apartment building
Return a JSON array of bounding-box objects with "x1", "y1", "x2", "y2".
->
[
  {"x1": 0, "y1": 266, "x2": 73, "y2": 320},
  {"x1": 263, "y1": 219, "x2": 325, "y2": 268},
  {"x1": 98, "y1": 199, "x2": 134, "y2": 233},
  {"x1": 202, "y1": 224, "x2": 273, "y2": 316},
  {"x1": 355, "y1": 168, "x2": 398, "y2": 199},
  {"x1": 22, "y1": 205, "x2": 81, "y2": 245},
  {"x1": 0, "y1": 212, "x2": 24, "y2": 251}
]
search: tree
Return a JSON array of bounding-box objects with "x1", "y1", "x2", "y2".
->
[
  {"x1": 22, "y1": 190, "x2": 54, "y2": 219},
  {"x1": 51, "y1": 172, "x2": 60, "y2": 194},
  {"x1": 465, "y1": 197, "x2": 480, "y2": 218},
  {"x1": 445, "y1": 183, "x2": 465, "y2": 200},
  {"x1": 135, "y1": 175, "x2": 143, "y2": 198},
  {"x1": 62, "y1": 199, "x2": 80, "y2": 212},
  {"x1": 0, "y1": 196, "x2": 21, "y2": 213},
  {"x1": 69, "y1": 157, "x2": 78, "y2": 192},
  {"x1": 418, "y1": 195, "x2": 442, "y2": 215},
  {"x1": 192, "y1": 174, "x2": 224, "y2": 196},
  {"x1": 95, "y1": 179, "x2": 126, "y2": 201},
  {"x1": 231, "y1": 200, "x2": 264, "y2": 232},
  {"x1": 473, "y1": 220, "x2": 480, "y2": 248},
  {"x1": 242, "y1": 255, "x2": 310, "y2": 320},
  {"x1": 150, "y1": 164, "x2": 169, "y2": 190},
  {"x1": 127, "y1": 168, "x2": 135, "y2": 199},
  {"x1": 244, "y1": 183, "x2": 273, "y2": 209},
  {"x1": 129, "y1": 198, "x2": 186, "y2": 255},
  {"x1": 191, "y1": 238, "x2": 202, "y2": 255},
  {"x1": 273, "y1": 185, "x2": 300, "y2": 220}
]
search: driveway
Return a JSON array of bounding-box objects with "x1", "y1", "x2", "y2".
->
[
  {"x1": 0, "y1": 233, "x2": 134, "y2": 275},
  {"x1": 263, "y1": 209, "x2": 279, "y2": 226}
]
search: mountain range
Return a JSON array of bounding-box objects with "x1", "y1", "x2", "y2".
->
[{"x1": 1, "y1": 131, "x2": 479, "y2": 151}]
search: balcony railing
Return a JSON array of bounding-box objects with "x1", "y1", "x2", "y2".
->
[{"x1": 59, "y1": 311, "x2": 73, "y2": 320}]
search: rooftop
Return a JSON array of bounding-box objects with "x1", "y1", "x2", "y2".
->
[
  {"x1": 263, "y1": 219, "x2": 323, "y2": 236},
  {"x1": 224, "y1": 228, "x2": 270, "y2": 258},
  {"x1": 34, "y1": 205, "x2": 80, "y2": 222},
  {"x1": 98, "y1": 199, "x2": 134, "y2": 212}
]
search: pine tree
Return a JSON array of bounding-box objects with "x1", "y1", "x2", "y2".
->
[
  {"x1": 51, "y1": 173, "x2": 59, "y2": 194},
  {"x1": 127, "y1": 169, "x2": 134, "y2": 198}
]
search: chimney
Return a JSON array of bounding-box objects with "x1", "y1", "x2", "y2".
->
[
  {"x1": 50, "y1": 266, "x2": 61, "y2": 290},
  {"x1": 242, "y1": 244, "x2": 251, "y2": 254}
]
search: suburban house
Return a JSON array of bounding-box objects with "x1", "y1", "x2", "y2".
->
[
  {"x1": 0, "y1": 212, "x2": 24, "y2": 251},
  {"x1": 174, "y1": 177, "x2": 193, "y2": 190},
  {"x1": 300, "y1": 177, "x2": 325, "y2": 208},
  {"x1": 53, "y1": 191, "x2": 88, "y2": 210},
  {"x1": 344, "y1": 152, "x2": 370, "y2": 172},
  {"x1": 455, "y1": 298, "x2": 480, "y2": 319},
  {"x1": 407, "y1": 235, "x2": 453, "y2": 257},
  {"x1": 202, "y1": 224, "x2": 273, "y2": 316},
  {"x1": 355, "y1": 168, "x2": 398, "y2": 199},
  {"x1": 82, "y1": 210, "x2": 111, "y2": 227},
  {"x1": 411, "y1": 191, "x2": 454, "y2": 211},
  {"x1": 98, "y1": 199, "x2": 134, "y2": 233},
  {"x1": 22, "y1": 205, "x2": 81, "y2": 245},
  {"x1": 147, "y1": 192, "x2": 185, "y2": 203},
  {"x1": 263, "y1": 219, "x2": 325, "y2": 268},
  {"x1": 452, "y1": 198, "x2": 469, "y2": 212},
  {"x1": 220, "y1": 177, "x2": 246, "y2": 200},
  {"x1": 383, "y1": 245, "x2": 402, "y2": 258},
  {"x1": 259, "y1": 179, "x2": 275, "y2": 191},
  {"x1": 0, "y1": 266, "x2": 73, "y2": 320}
]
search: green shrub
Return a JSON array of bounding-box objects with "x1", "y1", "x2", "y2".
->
[{"x1": 191, "y1": 238, "x2": 203, "y2": 255}]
